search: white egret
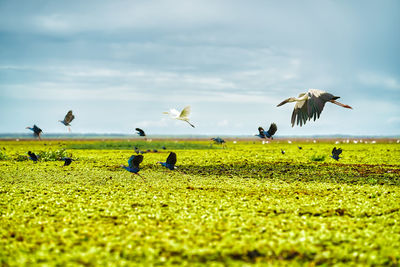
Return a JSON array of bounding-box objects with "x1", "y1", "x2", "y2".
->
[{"x1": 163, "y1": 106, "x2": 195, "y2": 128}]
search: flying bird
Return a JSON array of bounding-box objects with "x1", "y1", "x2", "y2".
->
[
  {"x1": 163, "y1": 106, "x2": 195, "y2": 128},
  {"x1": 330, "y1": 147, "x2": 342, "y2": 161},
  {"x1": 59, "y1": 110, "x2": 75, "y2": 132},
  {"x1": 255, "y1": 123, "x2": 277, "y2": 139},
  {"x1": 135, "y1": 128, "x2": 146, "y2": 137},
  {"x1": 211, "y1": 137, "x2": 226, "y2": 144},
  {"x1": 28, "y1": 151, "x2": 38, "y2": 162},
  {"x1": 61, "y1": 157, "x2": 74, "y2": 166},
  {"x1": 26, "y1": 125, "x2": 42, "y2": 140},
  {"x1": 158, "y1": 152, "x2": 177, "y2": 170},
  {"x1": 277, "y1": 89, "x2": 352, "y2": 127},
  {"x1": 121, "y1": 155, "x2": 145, "y2": 181}
]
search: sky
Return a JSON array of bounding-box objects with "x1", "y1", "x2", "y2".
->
[{"x1": 0, "y1": 0, "x2": 399, "y2": 136}]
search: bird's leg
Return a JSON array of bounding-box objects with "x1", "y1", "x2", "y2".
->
[
  {"x1": 330, "y1": 100, "x2": 353, "y2": 109},
  {"x1": 136, "y1": 173, "x2": 147, "y2": 182},
  {"x1": 186, "y1": 121, "x2": 195, "y2": 128},
  {"x1": 68, "y1": 127, "x2": 71, "y2": 132}
]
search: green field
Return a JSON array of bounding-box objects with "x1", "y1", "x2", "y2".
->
[{"x1": 1, "y1": 139, "x2": 399, "y2": 266}]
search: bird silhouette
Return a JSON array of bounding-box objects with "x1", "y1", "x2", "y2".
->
[
  {"x1": 330, "y1": 147, "x2": 342, "y2": 161},
  {"x1": 59, "y1": 110, "x2": 75, "y2": 132},
  {"x1": 298, "y1": 146, "x2": 303, "y2": 150},
  {"x1": 135, "y1": 128, "x2": 146, "y2": 137},
  {"x1": 277, "y1": 89, "x2": 352, "y2": 127},
  {"x1": 28, "y1": 151, "x2": 38, "y2": 162},
  {"x1": 121, "y1": 155, "x2": 145, "y2": 181},
  {"x1": 281, "y1": 149, "x2": 285, "y2": 154},
  {"x1": 255, "y1": 123, "x2": 277, "y2": 139},
  {"x1": 61, "y1": 157, "x2": 73, "y2": 166},
  {"x1": 211, "y1": 137, "x2": 226, "y2": 144},
  {"x1": 26, "y1": 125, "x2": 42, "y2": 140},
  {"x1": 163, "y1": 106, "x2": 195, "y2": 128},
  {"x1": 158, "y1": 152, "x2": 177, "y2": 170}
]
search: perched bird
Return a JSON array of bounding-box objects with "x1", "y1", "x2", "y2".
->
[
  {"x1": 26, "y1": 125, "x2": 42, "y2": 140},
  {"x1": 298, "y1": 146, "x2": 303, "y2": 150},
  {"x1": 255, "y1": 123, "x2": 277, "y2": 139},
  {"x1": 163, "y1": 106, "x2": 195, "y2": 128},
  {"x1": 135, "y1": 128, "x2": 146, "y2": 137},
  {"x1": 61, "y1": 157, "x2": 73, "y2": 166},
  {"x1": 28, "y1": 151, "x2": 38, "y2": 162},
  {"x1": 211, "y1": 137, "x2": 226, "y2": 144},
  {"x1": 59, "y1": 110, "x2": 75, "y2": 132},
  {"x1": 121, "y1": 155, "x2": 145, "y2": 181},
  {"x1": 277, "y1": 89, "x2": 352, "y2": 127},
  {"x1": 158, "y1": 152, "x2": 177, "y2": 170},
  {"x1": 330, "y1": 147, "x2": 342, "y2": 161},
  {"x1": 281, "y1": 149, "x2": 285, "y2": 154}
]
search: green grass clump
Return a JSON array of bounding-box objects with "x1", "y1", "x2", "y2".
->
[
  {"x1": 0, "y1": 151, "x2": 7, "y2": 160},
  {"x1": 0, "y1": 139, "x2": 399, "y2": 266},
  {"x1": 310, "y1": 154, "x2": 326, "y2": 161}
]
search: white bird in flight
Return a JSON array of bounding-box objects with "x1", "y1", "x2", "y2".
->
[
  {"x1": 163, "y1": 106, "x2": 195, "y2": 128},
  {"x1": 277, "y1": 89, "x2": 352, "y2": 127}
]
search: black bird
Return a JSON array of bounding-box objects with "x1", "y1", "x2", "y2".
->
[
  {"x1": 158, "y1": 152, "x2": 177, "y2": 170},
  {"x1": 211, "y1": 137, "x2": 225, "y2": 144},
  {"x1": 330, "y1": 147, "x2": 342, "y2": 161},
  {"x1": 162, "y1": 146, "x2": 166, "y2": 150},
  {"x1": 135, "y1": 128, "x2": 146, "y2": 137},
  {"x1": 59, "y1": 110, "x2": 75, "y2": 132},
  {"x1": 298, "y1": 146, "x2": 303, "y2": 150},
  {"x1": 255, "y1": 123, "x2": 277, "y2": 139},
  {"x1": 281, "y1": 149, "x2": 285, "y2": 154},
  {"x1": 28, "y1": 151, "x2": 38, "y2": 162},
  {"x1": 26, "y1": 125, "x2": 42, "y2": 140},
  {"x1": 61, "y1": 157, "x2": 73, "y2": 166},
  {"x1": 121, "y1": 155, "x2": 145, "y2": 181}
]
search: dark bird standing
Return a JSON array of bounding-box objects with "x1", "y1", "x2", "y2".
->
[
  {"x1": 135, "y1": 128, "x2": 146, "y2": 137},
  {"x1": 281, "y1": 149, "x2": 285, "y2": 154},
  {"x1": 158, "y1": 152, "x2": 177, "y2": 170},
  {"x1": 330, "y1": 147, "x2": 342, "y2": 161},
  {"x1": 277, "y1": 89, "x2": 352, "y2": 127},
  {"x1": 28, "y1": 151, "x2": 38, "y2": 162},
  {"x1": 255, "y1": 123, "x2": 277, "y2": 139},
  {"x1": 61, "y1": 157, "x2": 74, "y2": 166},
  {"x1": 26, "y1": 125, "x2": 42, "y2": 140},
  {"x1": 211, "y1": 137, "x2": 226, "y2": 144}
]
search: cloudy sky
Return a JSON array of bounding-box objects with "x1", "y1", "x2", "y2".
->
[{"x1": 0, "y1": 0, "x2": 399, "y2": 136}]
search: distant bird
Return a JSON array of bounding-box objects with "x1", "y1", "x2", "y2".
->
[
  {"x1": 211, "y1": 137, "x2": 226, "y2": 144},
  {"x1": 163, "y1": 106, "x2": 195, "y2": 128},
  {"x1": 158, "y1": 152, "x2": 177, "y2": 170},
  {"x1": 59, "y1": 110, "x2": 75, "y2": 132},
  {"x1": 330, "y1": 147, "x2": 342, "y2": 161},
  {"x1": 28, "y1": 151, "x2": 38, "y2": 162},
  {"x1": 135, "y1": 128, "x2": 146, "y2": 137},
  {"x1": 281, "y1": 149, "x2": 285, "y2": 154},
  {"x1": 153, "y1": 149, "x2": 158, "y2": 153},
  {"x1": 121, "y1": 155, "x2": 145, "y2": 181},
  {"x1": 162, "y1": 146, "x2": 166, "y2": 150},
  {"x1": 26, "y1": 125, "x2": 42, "y2": 140},
  {"x1": 298, "y1": 146, "x2": 303, "y2": 150},
  {"x1": 255, "y1": 123, "x2": 277, "y2": 139},
  {"x1": 61, "y1": 157, "x2": 73, "y2": 166},
  {"x1": 277, "y1": 89, "x2": 352, "y2": 127}
]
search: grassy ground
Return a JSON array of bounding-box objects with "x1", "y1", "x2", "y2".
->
[{"x1": 0, "y1": 139, "x2": 399, "y2": 266}]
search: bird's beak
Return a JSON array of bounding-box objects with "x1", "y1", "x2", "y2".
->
[
  {"x1": 330, "y1": 100, "x2": 353, "y2": 109},
  {"x1": 277, "y1": 98, "x2": 289, "y2": 107}
]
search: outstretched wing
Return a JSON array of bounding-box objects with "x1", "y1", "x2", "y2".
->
[
  {"x1": 267, "y1": 123, "x2": 277, "y2": 136},
  {"x1": 166, "y1": 152, "x2": 177, "y2": 166},
  {"x1": 258, "y1": 127, "x2": 265, "y2": 136},
  {"x1": 128, "y1": 155, "x2": 143, "y2": 168},
  {"x1": 135, "y1": 128, "x2": 145, "y2": 136},
  {"x1": 64, "y1": 110, "x2": 75, "y2": 124},
  {"x1": 33, "y1": 125, "x2": 42, "y2": 134},
  {"x1": 306, "y1": 89, "x2": 335, "y2": 121},
  {"x1": 179, "y1": 106, "x2": 191, "y2": 119},
  {"x1": 291, "y1": 94, "x2": 309, "y2": 127}
]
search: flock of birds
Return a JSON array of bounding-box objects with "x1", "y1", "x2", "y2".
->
[{"x1": 25, "y1": 89, "x2": 352, "y2": 178}]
